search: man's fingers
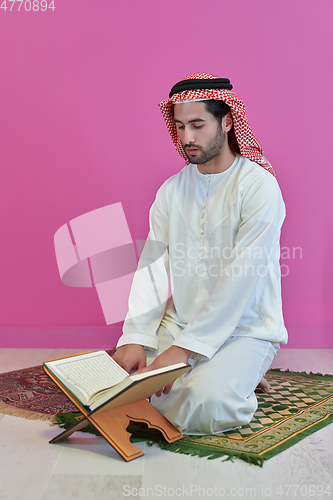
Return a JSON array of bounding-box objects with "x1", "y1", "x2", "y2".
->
[
  {"x1": 155, "y1": 381, "x2": 173, "y2": 397},
  {"x1": 135, "y1": 365, "x2": 150, "y2": 376},
  {"x1": 112, "y1": 344, "x2": 146, "y2": 373},
  {"x1": 162, "y1": 381, "x2": 174, "y2": 395},
  {"x1": 137, "y1": 358, "x2": 147, "y2": 370}
]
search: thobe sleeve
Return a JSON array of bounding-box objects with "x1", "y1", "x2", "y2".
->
[
  {"x1": 172, "y1": 173, "x2": 286, "y2": 359},
  {"x1": 116, "y1": 182, "x2": 170, "y2": 350}
]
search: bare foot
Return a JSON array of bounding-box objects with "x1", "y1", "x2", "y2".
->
[{"x1": 255, "y1": 377, "x2": 270, "y2": 393}]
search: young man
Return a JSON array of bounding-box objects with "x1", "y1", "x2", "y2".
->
[{"x1": 113, "y1": 73, "x2": 287, "y2": 435}]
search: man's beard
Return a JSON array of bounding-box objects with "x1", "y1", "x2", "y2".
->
[{"x1": 184, "y1": 125, "x2": 225, "y2": 165}]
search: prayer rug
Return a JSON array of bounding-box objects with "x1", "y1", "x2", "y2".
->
[
  {"x1": 1, "y1": 366, "x2": 333, "y2": 466},
  {"x1": 0, "y1": 364, "x2": 77, "y2": 421},
  {"x1": 0, "y1": 349, "x2": 115, "y2": 420}
]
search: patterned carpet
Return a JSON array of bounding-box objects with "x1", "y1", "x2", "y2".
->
[
  {"x1": 0, "y1": 365, "x2": 77, "y2": 420},
  {"x1": 166, "y1": 369, "x2": 333, "y2": 465},
  {"x1": 1, "y1": 365, "x2": 333, "y2": 466}
]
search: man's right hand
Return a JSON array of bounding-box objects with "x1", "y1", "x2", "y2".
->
[{"x1": 112, "y1": 344, "x2": 146, "y2": 373}]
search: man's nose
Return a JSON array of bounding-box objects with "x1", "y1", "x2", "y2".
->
[{"x1": 183, "y1": 127, "x2": 195, "y2": 144}]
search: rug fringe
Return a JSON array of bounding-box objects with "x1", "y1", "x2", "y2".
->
[
  {"x1": 0, "y1": 401, "x2": 56, "y2": 422},
  {"x1": 147, "y1": 439, "x2": 265, "y2": 467}
]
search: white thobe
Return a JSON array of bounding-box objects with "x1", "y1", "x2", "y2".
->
[
  {"x1": 117, "y1": 154, "x2": 288, "y2": 357},
  {"x1": 116, "y1": 154, "x2": 287, "y2": 434}
]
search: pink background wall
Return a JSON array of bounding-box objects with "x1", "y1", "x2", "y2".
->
[{"x1": 0, "y1": 0, "x2": 332, "y2": 348}]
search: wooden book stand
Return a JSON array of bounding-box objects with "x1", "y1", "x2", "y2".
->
[{"x1": 44, "y1": 352, "x2": 189, "y2": 461}]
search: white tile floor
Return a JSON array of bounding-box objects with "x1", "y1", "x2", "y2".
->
[{"x1": 0, "y1": 348, "x2": 332, "y2": 500}]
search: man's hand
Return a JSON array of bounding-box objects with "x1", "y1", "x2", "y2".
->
[
  {"x1": 112, "y1": 344, "x2": 146, "y2": 373},
  {"x1": 136, "y1": 345, "x2": 192, "y2": 397}
]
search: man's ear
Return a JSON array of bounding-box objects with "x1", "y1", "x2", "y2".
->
[{"x1": 222, "y1": 112, "x2": 233, "y2": 133}]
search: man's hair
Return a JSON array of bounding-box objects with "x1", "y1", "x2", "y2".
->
[
  {"x1": 204, "y1": 99, "x2": 233, "y2": 144},
  {"x1": 204, "y1": 100, "x2": 231, "y2": 126}
]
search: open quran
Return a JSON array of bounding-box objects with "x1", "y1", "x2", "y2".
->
[{"x1": 44, "y1": 350, "x2": 189, "y2": 411}]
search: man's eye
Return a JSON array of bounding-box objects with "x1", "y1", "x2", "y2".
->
[
  {"x1": 177, "y1": 125, "x2": 185, "y2": 130},
  {"x1": 193, "y1": 125, "x2": 203, "y2": 129}
]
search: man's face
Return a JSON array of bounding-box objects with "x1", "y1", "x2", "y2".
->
[{"x1": 173, "y1": 101, "x2": 225, "y2": 164}]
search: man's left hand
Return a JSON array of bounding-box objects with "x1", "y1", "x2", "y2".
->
[{"x1": 136, "y1": 345, "x2": 192, "y2": 397}]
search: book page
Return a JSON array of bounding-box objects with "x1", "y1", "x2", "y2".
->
[{"x1": 48, "y1": 351, "x2": 129, "y2": 400}]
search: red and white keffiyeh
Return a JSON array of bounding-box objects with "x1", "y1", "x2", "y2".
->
[{"x1": 158, "y1": 72, "x2": 276, "y2": 178}]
